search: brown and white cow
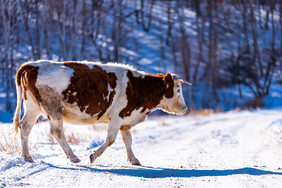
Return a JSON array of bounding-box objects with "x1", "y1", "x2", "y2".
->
[{"x1": 13, "y1": 60, "x2": 191, "y2": 165}]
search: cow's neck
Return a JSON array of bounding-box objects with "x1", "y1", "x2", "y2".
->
[{"x1": 119, "y1": 71, "x2": 167, "y2": 118}]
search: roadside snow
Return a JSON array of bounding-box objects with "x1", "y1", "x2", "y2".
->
[{"x1": 0, "y1": 110, "x2": 282, "y2": 187}]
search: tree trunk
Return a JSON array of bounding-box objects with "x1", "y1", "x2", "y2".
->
[{"x1": 140, "y1": 0, "x2": 155, "y2": 32}]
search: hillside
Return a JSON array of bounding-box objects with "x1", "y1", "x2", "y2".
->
[{"x1": 0, "y1": 0, "x2": 282, "y2": 121}]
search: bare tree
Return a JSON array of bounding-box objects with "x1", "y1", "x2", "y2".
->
[
  {"x1": 140, "y1": 0, "x2": 155, "y2": 32},
  {"x1": 0, "y1": 0, "x2": 281, "y2": 112},
  {"x1": 0, "y1": 0, "x2": 20, "y2": 111}
]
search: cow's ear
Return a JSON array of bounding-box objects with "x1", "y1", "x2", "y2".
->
[
  {"x1": 164, "y1": 73, "x2": 174, "y2": 98},
  {"x1": 164, "y1": 72, "x2": 173, "y2": 83}
]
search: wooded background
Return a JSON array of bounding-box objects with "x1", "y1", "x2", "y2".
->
[{"x1": 0, "y1": 0, "x2": 281, "y2": 113}]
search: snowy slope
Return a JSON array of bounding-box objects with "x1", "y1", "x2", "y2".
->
[{"x1": 0, "y1": 110, "x2": 282, "y2": 187}]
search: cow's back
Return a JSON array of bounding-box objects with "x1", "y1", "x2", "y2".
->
[{"x1": 22, "y1": 60, "x2": 131, "y2": 124}]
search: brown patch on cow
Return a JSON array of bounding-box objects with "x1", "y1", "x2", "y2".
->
[
  {"x1": 50, "y1": 128, "x2": 54, "y2": 135},
  {"x1": 16, "y1": 64, "x2": 41, "y2": 102},
  {"x1": 120, "y1": 125, "x2": 131, "y2": 131},
  {"x1": 22, "y1": 82, "x2": 28, "y2": 100},
  {"x1": 50, "y1": 127, "x2": 62, "y2": 139},
  {"x1": 108, "y1": 140, "x2": 115, "y2": 146},
  {"x1": 37, "y1": 85, "x2": 62, "y2": 120},
  {"x1": 163, "y1": 73, "x2": 174, "y2": 98},
  {"x1": 62, "y1": 62, "x2": 117, "y2": 119},
  {"x1": 119, "y1": 71, "x2": 174, "y2": 118}
]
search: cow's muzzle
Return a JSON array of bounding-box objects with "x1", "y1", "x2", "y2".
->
[{"x1": 176, "y1": 106, "x2": 188, "y2": 115}]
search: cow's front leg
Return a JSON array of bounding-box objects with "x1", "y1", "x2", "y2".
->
[
  {"x1": 120, "y1": 129, "x2": 141, "y2": 165},
  {"x1": 90, "y1": 118, "x2": 121, "y2": 164}
]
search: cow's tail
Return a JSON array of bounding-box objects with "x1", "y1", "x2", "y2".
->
[{"x1": 12, "y1": 66, "x2": 25, "y2": 136}]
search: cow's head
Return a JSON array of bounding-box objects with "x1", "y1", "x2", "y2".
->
[{"x1": 158, "y1": 73, "x2": 192, "y2": 115}]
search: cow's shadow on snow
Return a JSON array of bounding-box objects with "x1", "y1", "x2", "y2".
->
[{"x1": 42, "y1": 162, "x2": 282, "y2": 178}]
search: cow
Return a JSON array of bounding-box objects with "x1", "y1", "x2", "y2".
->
[{"x1": 13, "y1": 60, "x2": 191, "y2": 165}]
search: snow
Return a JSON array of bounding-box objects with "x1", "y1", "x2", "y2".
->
[{"x1": 1, "y1": 110, "x2": 282, "y2": 187}]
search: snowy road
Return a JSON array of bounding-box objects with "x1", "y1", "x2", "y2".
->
[{"x1": 1, "y1": 110, "x2": 282, "y2": 187}]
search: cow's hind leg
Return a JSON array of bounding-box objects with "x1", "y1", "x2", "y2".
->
[
  {"x1": 120, "y1": 130, "x2": 141, "y2": 165},
  {"x1": 49, "y1": 117, "x2": 80, "y2": 163},
  {"x1": 90, "y1": 118, "x2": 122, "y2": 164},
  {"x1": 38, "y1": 85, "x2": 80, "y2": 163},
  {"x1": 20, "y1": 99, "x2": 40, "y2": 162}
]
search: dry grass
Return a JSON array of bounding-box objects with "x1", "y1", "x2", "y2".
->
[
  {"x1": 92, "y1": 124, "x2": 107, "y2": 131},
  {"x1": 0, "y1": 132, "x2": 21, "y2": 154},
  {"x1": 234, "y1": 107, "x2": 242, "y2": 112},
  {"x1": 158, "y1": 120, "x2": 169, "y2": 126},
  {"x1": 66, "y1": 132, "x2": 81, "y2": 145},
  {"x1": 46, "y1": 128, "x2": 91, "y2": 145},
  {"x1": 0, "y1": 124, "x2": 93, "y2": 155},
  {"x1": 189, "y1": 108, "x2": 223, "y2": 116},
  {"x1": 0, "y1": 131, "x2": 39, "y2": 154}
]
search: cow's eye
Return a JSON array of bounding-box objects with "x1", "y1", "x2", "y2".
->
[{"x1": 177, "y1": 89, "x2": 180, "y2": 93}]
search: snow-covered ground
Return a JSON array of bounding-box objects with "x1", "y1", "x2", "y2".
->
[{"x1": 0, "y1": 110, "x2": 282, "y2": 187}]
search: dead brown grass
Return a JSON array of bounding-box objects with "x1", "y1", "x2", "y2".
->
[
  {"x1": 158, "y1": 120, "x2": 169, "y2": 126},
  {"x1": 189, "y1": 108, "x2": 223, "y2": 116},
  {"x1": 1, "y1": 124, "x2": 91, "y2": 155},
  {"x1": 0, "y1": 132, "x2": 21, "y2": 154},
  {"x1": 46, "y1": 128, "x2": 91, "y2": 145},
  {"x1": 66, "y1": 132, "x2": 81, "y2": 145},
  {"x1": 92, "y1": 124, "x2": 107, "y2": 131},
  {"x1": 0, "y1": 131, "x2": 39, "y2": 154}
]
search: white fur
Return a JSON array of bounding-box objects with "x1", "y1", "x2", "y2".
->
[
  {"x1": 36, "y1": 64, "x2": 74, "y2": 94},
  {"x1": 122, "y1": 108, "x2": 148, "y2": 127},
  {"x1": 157, "y1": 80, "x2": 187, "y2": 115},
  {"x1": 108, "y1": 71, "x2": 129, "y2": 120}
]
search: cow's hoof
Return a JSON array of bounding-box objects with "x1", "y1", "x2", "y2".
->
[
  {"x1": 129, "y1": 158, "x2": 141, "y2": 165},
  {"x1": 70, "y1": 156, "x2": 81, "y2": 163},
  {"x1": 24, "y1": 157, "x2": 34, "y2": 163},
  {"x1": 22, "y1": 154, "x2": 34, "y2": 162},
  {"x1": 90, "y1": 154, "x2": 96, "y2": 164}
]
